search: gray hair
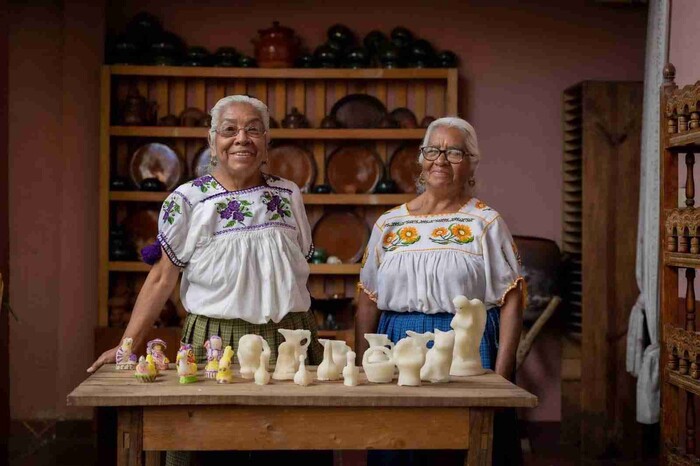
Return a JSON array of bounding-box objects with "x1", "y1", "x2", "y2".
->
[
  {"x1": 416, "y1": 117, "x2": 481, "y2": 193},
  {"x1": 208, "y1": 95, "x2": 271, "y2": 148}
]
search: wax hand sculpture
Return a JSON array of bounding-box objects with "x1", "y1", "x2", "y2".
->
[
  {"x1": 450, "y1": 295, "x2": 486, "y2": 376},
  {"x1": 293, "y1": 354, "x2": 313, "y2": 386},
  {"x1": 216, "y1": 346, "x2": 234, "y2": 384},
  {"x1": 343, "y1": 351, "x2": 359, "y2": 387},
  {"x1": 254, "y1": 351, "x2": 271, "y2": 386},
  {"x1": 176, "y1": 344, "x2": 198, "y2": 384},
  {"x1": 146, "y1": 338, "x2": 169, "y2": 371},
  {"x1": 272, "y1": 329, "x2": 311, "y2": 380},
  {"x1": 237, "y1": 334, "x2": 271, "y2": 379},
  {"x1": 115, "y1": 337, "x2": 137, "y2": 370},
  {"x1": 393, "y1": 337, "x2": 426, "y2": 387},
  {"x1": 420, "y1": 328, "x2": 455, "y2": 383},
  {"x1": 204, "y1": 335, "x2": 223, "y2": 379}
]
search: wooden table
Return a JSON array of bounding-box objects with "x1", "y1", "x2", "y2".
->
[{"x1": 67, "y1": 365, "x2": 537, "y2": 466}]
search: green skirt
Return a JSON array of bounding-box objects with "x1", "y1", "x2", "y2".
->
[{"x1": 180, "y1": 311, "x2": 324, "y2": 366}]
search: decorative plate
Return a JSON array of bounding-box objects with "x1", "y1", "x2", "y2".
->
[
  {"x1": 312, "y1": 211, "x2": 370, "y2": 263},
  {"x1": 266, "y1": 144, "x2": 317, "y2": 192},
  {"x1": 326, "y1": 144, "x2": 383, "y2": 194},
  {"x1": 329, "y1": 94, "x2": 387, "y2": 128},
  {"x1": 388, "y1": 143, "x2": 421, "y2": 193},
  {"x1": 129, "y1": 143, "x2": 183, "y2": 190}
]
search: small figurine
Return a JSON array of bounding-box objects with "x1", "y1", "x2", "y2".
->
[
  {"x1": 364, "y1": 334, "x2": 394, "y2": 363},
  {"x1": 176, "y1": 344, "x2": 198, "y2": 384},
  {"x1": 204, "y1": 335, "x2": 223, "y2": 379},
  {"x1": 254, "y1": 351, "x2": 271, "y2": 385},
  {"x1": 393, "y1": 337, "x2": 426, "y2": 387},
  {"x1": 362, "y1": 346, "x2": 394, "y2": 383},
  {"x1": 450, "y1": 295, "x2": 487, "y2": 377},
  {"x1": 272, "y1": 329, "x2": 311, "y2": 381},
  {"x1": 216, "y1": 346, "x2": 234, "y2": 384},
  {"x1": 405, "y1": 330, "x2": 435, "y2": 357},
  {"x1": 293, "y1": 354, "x2": 312, "y2": 386},
  {"x1": 318, "y1": 339, "x2": 350, "y2": 371},
  {"x1": 134, "y1": 355, "x2": 157, "y2": 383},
  {"x1": 237, "y1": 334, "x2": 271, "y2": 379},
  {"x1": 146, "y1": 338, "x2": 169, "y2": 371},
  {"x1": 317, "y1": 339, "x2": 340, "y2": 381},
  {"x1": 115, "y1": 337, "x2": 137, "y2": 370},
  {"x1": 420, "y1": 329, "x2": 455, "y2": 383},
  {"x1": 343, "y1": 351, "x2": 359, "y2": 387}
]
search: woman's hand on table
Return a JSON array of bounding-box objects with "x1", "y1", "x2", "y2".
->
[{"x1": 87, "y1": 346, "x2": 118, "y2": 373}]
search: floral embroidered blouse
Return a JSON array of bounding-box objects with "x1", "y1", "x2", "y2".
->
[
  {"x1": 157, "y1": 175, "x2": 314, "y2": 324},
  {"x1": 358, "y1": 198, "x2": 523, "y2": 313}
]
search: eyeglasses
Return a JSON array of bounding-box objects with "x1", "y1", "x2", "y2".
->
[
  {"x1": 420, "y1": 146, "x2": 472, "y2": 163},
  {"x1": 215, "y1": 124, "x2": 266, "y2": 139}
]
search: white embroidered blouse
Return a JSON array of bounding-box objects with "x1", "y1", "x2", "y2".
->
[
  {"x1": 157, "y1": 174, "x2": 313, "y2": 324},
  {"x1": 358, "y1": 198, "x2": 523, "y2": 313}
]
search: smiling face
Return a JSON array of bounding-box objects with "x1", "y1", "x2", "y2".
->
[
  {"x1": 211, "y1": 102, "x2": 269, "y2": 181},
  {"x1": 420, "y1": 126, "x2": 474, "y2": 193}
]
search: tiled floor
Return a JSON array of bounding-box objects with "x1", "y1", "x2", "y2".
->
[{"x1": 9, "y1": 420, "x2": 658, "y2": 466}]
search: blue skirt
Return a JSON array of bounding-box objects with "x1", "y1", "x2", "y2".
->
[{"x1": 376, "y1": 308, "x2": 500, "y2": 371}]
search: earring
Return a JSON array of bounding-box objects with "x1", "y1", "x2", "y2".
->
[
  {"x1": 210, "y1": 155, "x2": 218, "y2": 166},
  {"x1": 468, "y1": 177, "x2": 475, "y2": 187},
  {"x1": 418, "y1": 173, "x2": 427, "y2": 185}
]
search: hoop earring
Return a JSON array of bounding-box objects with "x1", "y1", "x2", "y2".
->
[{"x1": 468, "y1": 177, "x2": 475, "y2": 187}]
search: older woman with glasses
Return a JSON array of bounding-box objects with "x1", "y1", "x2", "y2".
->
[
  {"x1": 88, "y1": 95, "x2": 326, "y2": 465},
  {"x1": 356, "y1": 117, "x2": 524, "y2": 465}
]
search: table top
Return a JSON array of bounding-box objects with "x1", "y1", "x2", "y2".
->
[{"x1": 67, "y1": 365, "x2": 538, "y2": 409}]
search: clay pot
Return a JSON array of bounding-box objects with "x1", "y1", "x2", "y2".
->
[{"x1": 253, "y1": 21, "x2": 300, "y2": 68}]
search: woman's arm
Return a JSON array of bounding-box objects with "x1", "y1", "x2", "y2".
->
[
  {"x1": 494, "y1": 285, "x2": 523, "y2": 380},
  {"x1": 354, "y1": 291, "x2": 381, "y2": 365},
  {"x1": 87, "y1": 254, "x2": 181, "y2": 372}
]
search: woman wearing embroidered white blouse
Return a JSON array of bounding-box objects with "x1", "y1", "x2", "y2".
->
[
  {"x1": 88, "y1": 95, "x2": 322, "y2": 371},
  {"x1": 357, "y1": 118, "x2": 524, "y2": 465}
]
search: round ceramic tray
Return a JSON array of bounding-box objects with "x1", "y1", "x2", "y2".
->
[
  {"x1": 388, "y1": 143, "x2": 421, "y2": 193},
  {"x1": 129, "y1": 142, "x2": 183, "y2": 190},
  {"x1": 312, "y1": 211, "x2": 370, "y2": 263},
  {"x1": 266, "y1": 144, "x2": 316, "y2": 192},
  {"x1": 389, "y1": 107, "x2": 418, "y2": 128},
  {"x1": 191, "y1": 146, "x2": 211, "y2": 179},
  {"x1": 326, "y1": 144, "x2": 383, "y2": 194},
  {"x1": 329, "y1": 94, "x2": 387, "y2": 128}
]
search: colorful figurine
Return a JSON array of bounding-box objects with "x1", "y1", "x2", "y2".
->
[
  {"x1": 204, "y1": 335, "x2": 223, "y2": 379},
  {"x1": 134, "y1": 355, "x2": 157, "y2": 383},
  {"x1": 146, "y1": 338, "x2": 169, "y2": 371},
  {"x1": 216, "y1": 346, "x2": 234, "y2": 384},
  {"x1": 115, "y1": 337, "x2": 137, "y2": 370},
  {"x1": 176, "y1": 344, "x2": 198, "y2": 384}
]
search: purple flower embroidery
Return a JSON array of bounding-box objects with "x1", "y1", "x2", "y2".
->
[
  {"x1": 161, "y1": 199, "x2": 181, "y2": 224},
  {"x1": 215, "y1": 197, "x2": 253, "y2": 228},
  {"x1": 262, "y1": 191, "x2": 292, "y2": 222},
  {"x1": 190, "y1": 175, "x2": 219, "y2": 193}
]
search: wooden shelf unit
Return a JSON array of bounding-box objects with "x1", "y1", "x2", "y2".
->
[
  {"x1": 99, "y1": 65, "x2": 459, "y2": 346},
  {"x1": 660, "y1": 65, "x2": 700, "y2": 463}
]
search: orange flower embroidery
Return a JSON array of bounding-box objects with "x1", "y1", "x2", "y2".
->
[
  {"x1": 475, "y1": 201, "x2": 487, "y2": 209},
  {"x1": 383, "y1": 232, "x2": 397, "y2": 247},
  {"x1": 450, "y1": 224, "x2": 473, "y2": 243},
  {"x1": 398, "y1": 226, "x2": 420, "y2": 244},
  {"x1": 431, "y1": 227, "x2": 449, "y2": 238}
]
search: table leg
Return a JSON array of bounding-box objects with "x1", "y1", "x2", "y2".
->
[
  {"x1": 117, "y1": 407, "x2": 144, "y2": 466},
  {"x1": 144, "y1": 451, "x2": 161, "y2": 466},
  {"x1": 465, "y1": 408, "x2": 494, "y2": 466}
]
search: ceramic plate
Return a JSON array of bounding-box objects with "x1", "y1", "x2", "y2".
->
[
  {"x1": 388, "y1": 143, "x2": 421, "y2": 193},
  {"x1": 266, "y1": 144, "x2": 317, "y2": 192},
  {"x1": 329, "y1": 94, "x2": 387, "y2": 128},
  {"x1": 192, "y1": 146, "x2": 211, "y2": 179},
  {"x1": 326, "y1": 144, "x2": 383, "y2": 194},
  {"x1": 129, "y1": 143, "x2": 183, "y2": 190},
  {"x1": 389, "y1": 107, "x2": 418, "y2": 128},
  {"x1": 312, "y1": 211, "x2": 369, "y2": 263}
]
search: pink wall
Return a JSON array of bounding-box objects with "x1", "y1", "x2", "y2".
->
[
  {"x1": 670, "y1": 0, "x2": 700, "y2": 86},
  {"x1": 8, "y1": 0, "x2": 646, "y2": 421},
  {"x1": 8, "y1": 0, "x2": 103, "y2": 419}
]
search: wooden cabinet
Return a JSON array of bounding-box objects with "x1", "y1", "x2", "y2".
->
[
  {"x1": 660, "y1": 64, "x2": 700, "y2": 464},
  {"x1": 98, "y1": 65, "x2": 458, "y2": 352},
  {"x1": 560, "y1": 81, "x2": 644, "y2": 456}
]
